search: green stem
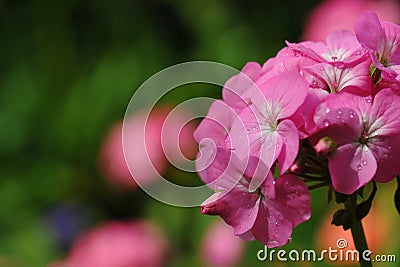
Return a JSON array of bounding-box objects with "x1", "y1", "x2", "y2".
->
[{"x1": 345, "y1": 194, "x2": 373, "y2": 267}]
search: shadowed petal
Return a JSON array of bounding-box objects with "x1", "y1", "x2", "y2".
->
[{"x1": 329, "y1": 144, "x2": 377, "y2": 194}]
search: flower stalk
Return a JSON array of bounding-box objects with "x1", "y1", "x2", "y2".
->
[{"x1": 344, "y1": 194, "x2": 373, "y2": 267}]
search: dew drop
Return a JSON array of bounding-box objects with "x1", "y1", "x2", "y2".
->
[
  {"x1": 246, "y1": 129, "x2": 250, "y2": 133},
  {"x1": 275, "y1": 143, "x2": 279, "y2": 148},
  {"x1": 362, "y1": 160, "x2": 367, "y2": 165},
  {"x1": 272, "y1": 180, "x2": 276, "y2": 185},
  {"x1": 357, "y1": 164, "x2": 362, "y2": 171},
  {"x1": 252, "y1": 126, "x2": 257, "y2": 131},
  {"x1": 288, "y1": 236, "x2": 292, "y2": 243},
  {"x1": 325, "y1": 107, "x2": 331, "y2": 113},
  {"x1": 275, "y1": 221, "x2": 280, "y2": 226},
  {"x1": 337, "y1": 109, "x2": 343, "y2": 115},
  {"x1": 323, "y1": 119, "x2": 330, "y2": 127},
  {"x1": 365, "y1": 98, "x2": 372, "y2": 104},
  {"x1": 268, "y1": 240, "x2": 280, "y2": 247}
]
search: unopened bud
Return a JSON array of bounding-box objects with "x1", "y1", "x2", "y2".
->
[{"x1": 314, "y1": 137, "x2": 337, "y2": 156}]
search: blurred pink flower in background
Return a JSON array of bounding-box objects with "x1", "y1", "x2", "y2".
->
[
  {"x1": 54, "y1": 220, "x2": 169, "y2": 267},
  {"x1": 302, "y1": 0, "x2": 400, "y2": 41},
  {"x1": 201, "y1": 219, "x2": 244, "y2": 267},
  {"x1": 99, "y1": 106, "x2": 196, "y2": 189}
]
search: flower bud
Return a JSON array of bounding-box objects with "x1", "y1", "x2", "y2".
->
[{"x1": 314, "y1": 137, "x2": 337, "y2": 156}]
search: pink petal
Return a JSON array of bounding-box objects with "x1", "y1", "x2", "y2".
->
[
  {"x1": 204, "y1": 147, "x2": 246, "y2": 191},
  {"x1": 273, "y1": 174, "x2": 312, "y2": 227},
  {"x1": 303, "y1": 61, "x2": 372, "y2": 94},
  {"x1": 222, "y1": 62, "x2": 262, "y2": 114},
  {"x1": 370, "y1": 88, "x2": 400, "y2": 136},
  {"x1": 253, "y1": 71, "x2": 309, "y2": 119},
  {"x1": 370, "y1": 135, "x2": 400, "y2": 183},
  {"x1": 251, "y1": 202, "x2": 293, "y2": 248},
  {"x1": 195, "y1": 143, "x2": 217, "y2": 187},
  {"x1": 314, "y1": 104, "x2": 361, "y2": 145},
  {"x1": 285, "y1": 41, "x2": 325, "y2": 63},
  {"x1": 238, "y1": 230, "x2": 255, "y2": 241},
  {"x1": 277, "y1": 120, "x2": 299, "y2": 174},
  {"x1": 383, "y1": 21, "x2": 400, "y2": 65},
  {"x1": 229, "y1": 105, "x2": 282, "y2": 166},
  {"x1": 244, "y1": 157, "x2": 275, "y2": 197},
  {"x1": 291, "y1": 88, "x2": 328, "y2": 138},
  {"x1": 329, "y1": 144, "x2": 377, "y2": 194},
  {"x1": 355, "y1": 11, "x2": 385, "y2": 53},
  {"x1": 193, "y1": 100, "x2": 235, "y2": 147},
  {"x1": 202, "y1": 191, "x2": 261, "y2": 236}
]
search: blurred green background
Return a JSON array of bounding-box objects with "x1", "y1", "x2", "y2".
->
[{"x1": 0, "y1": 0, "x2": 399, "y2": 266}]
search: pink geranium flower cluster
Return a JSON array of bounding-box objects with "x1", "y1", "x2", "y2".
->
[{"x1": 194, "y1": 11, "x2": 400, "y2": 248}]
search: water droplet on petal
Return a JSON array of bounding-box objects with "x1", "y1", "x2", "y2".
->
[
  {"x1": 288, "y1": 236, "x2": 292, "y2": 243},
  {"x1": 325, "y1": 107, "x2": 331, "y2": 113},
  {"x1": 323, "y1": 119, "x2": 330, "y2": 127},
  {"x1": 357, "y1": 164, "x2": 362, "y2": 171},
  {"x1": 246, "y1": 129, "x2": 250, "y2": 133},
  {"x1": 337, "y1": 109, "x2": 343, "y2": 115},
  {"x1": 275, "y1": 222, "x2": 280, "y2": 226},
  {"x1": 362, "y1": 160, "x2": 367, "y2": 165},
  {"x1": 365, "y1": 98, "x2": 372, "y2": 104},
  {"x1": 267, "y1": 240, "x2": 280, "y2": 247}
]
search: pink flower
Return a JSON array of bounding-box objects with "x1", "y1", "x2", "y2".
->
[
  {"x1": 303, "y1": 0, "x2": 400, "y2": 42},
  {"x1": 201, "y1": 220, "x2": 244, "y2": 267},
  {"x1": 99, "y1": 113, "x2": 166, "y2": 189},
  {"x1": 100, "y1": 106, "x2": 196, "y2": 189},
  {"x1": 288, "y1": 30, "x2": 368, "y2": 65},
  {"x1": 228, "y1": 71, "x2": 308, "y2": 178},
  {"x1": 287, "y1": 30, "x2": 373, "y2": 95},
  {"x1": 200, "y1": 148, "x2": 311, "y2": 248},
  {"x1": 355, "y1": 11, "x2": 400, "y2": 82},
  {"x1": 60, "y1": 221, "x2": 169, "y2": 267},
  {"x1": 302, "y1": 60, "x2": 372, "y2": 94},
  {"x1": 314, "y1": 89, "x2": 400, "y2": 194}
]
